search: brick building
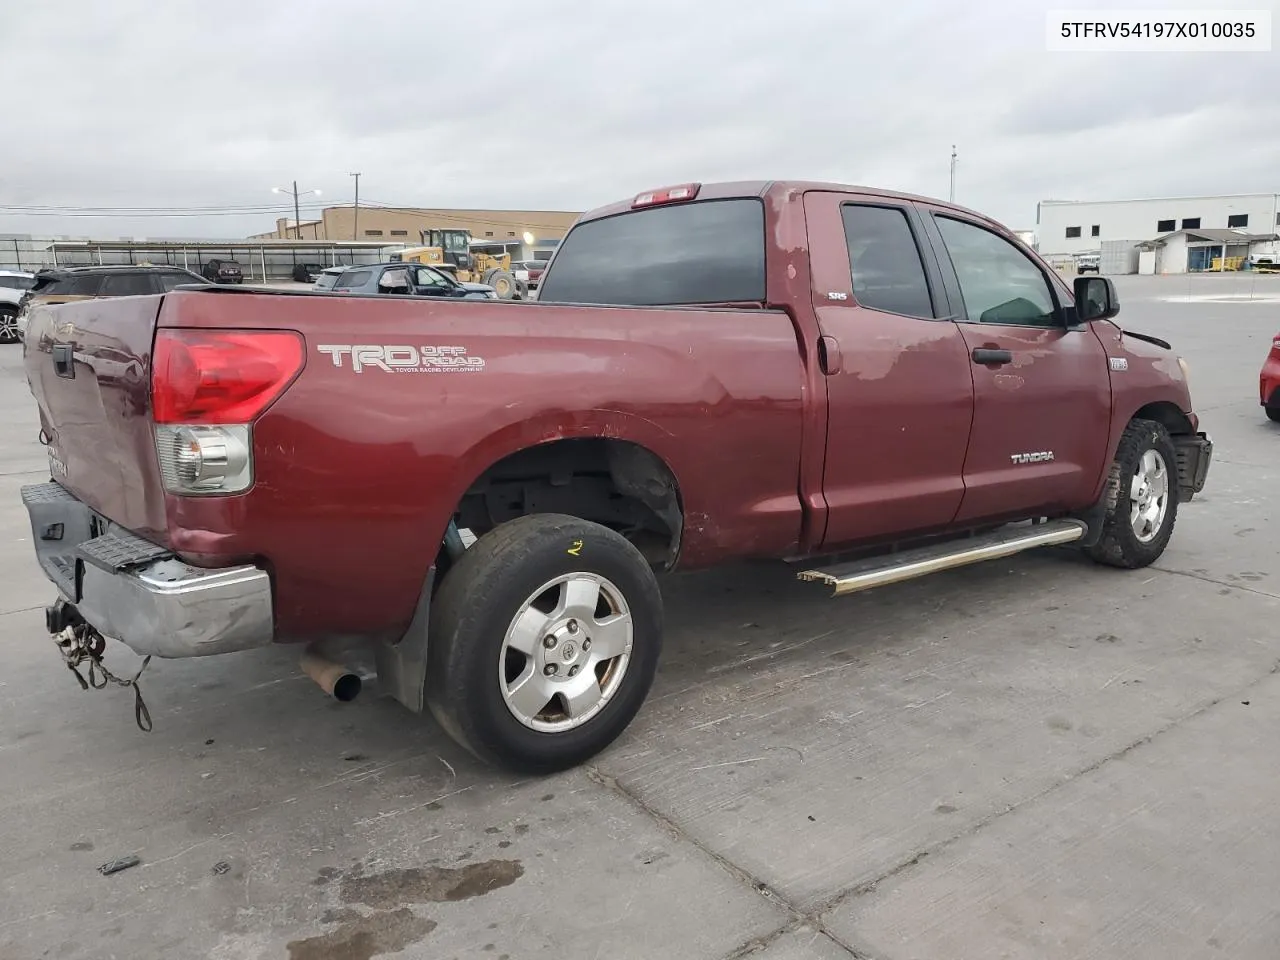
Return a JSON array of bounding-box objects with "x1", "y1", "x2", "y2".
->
[{"x1": 250, "y1": 205, "x2": 580, "y2": 259}]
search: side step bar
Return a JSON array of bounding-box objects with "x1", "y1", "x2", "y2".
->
[{"x1": 797, "y1": 519, "x2": 1087, "y2": 597}]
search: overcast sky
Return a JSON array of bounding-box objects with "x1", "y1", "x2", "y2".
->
[{"x1": 2, "y1": 0, "x2": 1276, "y2": 239}]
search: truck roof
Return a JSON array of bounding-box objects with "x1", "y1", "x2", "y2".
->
[{"x1": 577, "y1": 180, "x2": 1009, "y2": 234}]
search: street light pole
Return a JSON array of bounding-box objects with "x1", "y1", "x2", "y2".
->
[
  {"x1": 350, "y1": 172, "x2": 361, "y2": 240},
  {"x1": 949, "y1": 145, "x2": 958, "y2": 203}
]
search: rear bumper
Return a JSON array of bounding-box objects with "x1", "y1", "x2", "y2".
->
[
  {"x1": 1173, "y1": 432, "x2": 1213, "y2": 502},
  {"x1": 21, "y1": 482, "x2": 274, "y2": 659}
]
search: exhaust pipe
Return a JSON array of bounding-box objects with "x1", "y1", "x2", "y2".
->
[{"x1": 300, "y1": 649, "x2": 362, "y2": 702}]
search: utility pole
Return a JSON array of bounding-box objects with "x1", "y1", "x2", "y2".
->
[
  {"x1": 949, "y1": 145, "x2": 958, "y2": 203},
  {"x1": 350, "y1": 172, "x2": 361, "y2": 240},
  {"x1": 271, "y1": 182, "x2": 321, "y2": 238}
]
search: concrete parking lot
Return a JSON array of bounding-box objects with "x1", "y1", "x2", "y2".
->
[{"x1": 1, "y1": 273, "x2": 1278, "y2": 960}]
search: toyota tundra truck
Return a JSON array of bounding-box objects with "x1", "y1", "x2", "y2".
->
[{"x1": 20, "y1": 180, "x2": 1212, "y2": 774}]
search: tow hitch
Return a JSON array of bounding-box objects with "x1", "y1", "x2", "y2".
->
[{"x1": 48, "y1": 600, "x2": 155, "y2": 732}]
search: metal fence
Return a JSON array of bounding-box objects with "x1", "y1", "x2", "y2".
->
[{"x1": 0, "y1": 239, "x2": 405, "y2": 282}]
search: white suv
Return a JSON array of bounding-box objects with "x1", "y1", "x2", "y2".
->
[{"x1": 0, "y1": 271, "x2": 36, "y2": 344}]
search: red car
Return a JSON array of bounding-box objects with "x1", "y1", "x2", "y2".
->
[{"x1": 1262, "y1": 332, "x2": 1280, "y2": 422}]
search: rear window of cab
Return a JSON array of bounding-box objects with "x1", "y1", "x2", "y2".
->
[{"x1": 537, "y1": 198, "x2": 766, "y2": 306}]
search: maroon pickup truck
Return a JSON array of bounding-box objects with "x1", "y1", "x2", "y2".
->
[{"x1": 21, "y1": 181, "x2": 1212, "y2": 774}]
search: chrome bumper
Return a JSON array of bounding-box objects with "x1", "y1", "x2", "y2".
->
[{"x1": 21, "y1": 482, "x2": 273, "y2": 659}]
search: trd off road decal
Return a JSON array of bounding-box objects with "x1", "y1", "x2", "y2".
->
[{"x1": 316, "y1": 344, "x2": 486, "y2": 374}]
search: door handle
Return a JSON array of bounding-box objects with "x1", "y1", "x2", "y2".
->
[
  {"x1": 818, "y1": 335, "x2": 842, "y2": 375},
  {"x1": 52, "y1": 344, "x2": 75, "y2": 379},
  {"x1": 971, "y1": 347, "x2": 1012, "y2": 366}
]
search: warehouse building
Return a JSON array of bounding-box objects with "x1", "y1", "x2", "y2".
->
[
  {"x1": 249, "y1": 205, "x2": 580, "y2": 261},
  {"x1": 1037, "y1": 192, "x2": 1280, "y2": 273}
]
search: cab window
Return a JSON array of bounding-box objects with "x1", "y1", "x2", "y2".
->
[{"x1": 935, "y1": 216, "x2": 1059, "y2": 327}]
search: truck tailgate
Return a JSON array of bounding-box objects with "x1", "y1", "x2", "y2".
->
[{"x1": 23, "y1": 295, "x2": 170, "y2": 543}]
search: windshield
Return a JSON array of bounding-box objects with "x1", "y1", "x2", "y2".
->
[{"x1": 537, "y1": 198, "x2": 766, "y2": 306}]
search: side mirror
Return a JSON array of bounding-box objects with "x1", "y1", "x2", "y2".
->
[{"x1": 1073, "y1": 275, "x2": 1119, "y2": 323}]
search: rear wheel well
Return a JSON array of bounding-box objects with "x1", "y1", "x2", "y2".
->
[
  {"x1": 448, "y1": 439, "x2": 684, "y2": 572},
  {"x1": 1131, "y1": 401, "x2": 1193, "y2": 437}
]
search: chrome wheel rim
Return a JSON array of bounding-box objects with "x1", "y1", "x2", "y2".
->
[
  {"x1": 499, "y1": 573, "x2": 633, "y2": 733},
  {"x1": 1129, "y1": 448, "x2": 1169, "y2": 543},
  {"x1": 0, "y1": 312, "x2": 17, "y2": 342}
]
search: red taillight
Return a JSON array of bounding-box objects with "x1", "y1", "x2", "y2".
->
[
  {"x1": 152, "y1": 329, "x2": 304, "y2": 425},
  {"x1": 632, "y1": 183, "x2": 701, "y2": 208}
]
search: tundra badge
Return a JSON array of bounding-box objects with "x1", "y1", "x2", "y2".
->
[{"x1": 1010, "y1": 451, "x2": 1055, "y2": 464}]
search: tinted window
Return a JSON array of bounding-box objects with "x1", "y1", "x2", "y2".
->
[
  {"x1": 314, "y1": 273, "x2": 340, "y2": 291},
  {"x1": 840, "y1": 204, "x2": 934, "y2": 319},
  {"x1": 936, "y1": 216, "x2": 1058, "y2": 328},
  {"x1": 159, "y1": 272, "x2": 201, "y2": 292},
  {"x1": 66, "y1": 276, "x2": 105, "y2": 296},
  {"x1": 334, "y1": 270, "x2": 371, "y2": 290},
  {"x1": 0, "y1": 275, "x2": 36, "y2": 290},
  {"x1": 1065, "y1": 226, "x2": 1081, "y2": 238},
  {"x1": 1157, "y1": 219, "x2": 1175, "y2": 233},
  {"x1": 537, "y1": 198, "x2": 765, "y2": 306},
  {"x1": 101, "y1": 273, "x2": 157, "y2": 297},
  {"x1": 1227, "y1": 213, "x2": 1249, "y2": 228}
]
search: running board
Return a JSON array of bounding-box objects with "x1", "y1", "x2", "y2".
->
[{"x1": 796, "y1": 520, "x2": 1088, "y2": 597}]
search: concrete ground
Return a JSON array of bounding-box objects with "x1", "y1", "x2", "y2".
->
[{"x1": 1, "y1": 273, "x2": 1278, "y2": 960}]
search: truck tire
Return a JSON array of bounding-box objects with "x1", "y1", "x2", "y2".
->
[
  {"x1": 486, "y1": 270, "x2": 517, "y2": 300},
  {"x1": 515, "y1": 279, "x2": 530, "y2": 300},
  {"x1": 426, "y1": 514, "x2": 663, "y2": 774},
  {"x1": 1084, "y1": 418, "x2": 1178, "y2": 569},
  {"x1": 0, "y1": 306, "x2": 18, "y2": 344},
  {"x1": 1268, "y1": 408, "x2": 1280, "y2": 423}
]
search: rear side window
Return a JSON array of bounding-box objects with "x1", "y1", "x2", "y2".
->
[
  {"x1": 537, "y1": 198, "x2": 766, "y2": 306},
  {"x1": 314, "y1": 273, "x2": 340, "y2": 290},
  {"x1": 334, "y1": 270, "x2": 371, "y2": 290},
  {"x1": 0, "y1": 275, "x2": 35, "y2": 290},
  {"x1": 65, "y1": 276, "x2": 105, "y2": 296},
  {"x1": 101, "y1": 273, "x2": 157, "y2": 297},
  {"x1": 841, "y1": 205, "x2": 935, "y2": 319}
]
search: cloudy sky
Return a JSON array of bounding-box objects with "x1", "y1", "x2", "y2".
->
[{"x1": 2, "y1": 0, "x2": 1275, "y2": 239}]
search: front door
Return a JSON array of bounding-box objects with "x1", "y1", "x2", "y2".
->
[
  {"x1": 804, "y1": 192, "x2": 975, "y2": 548},
  {"x1": 919, "y1": 207, "x2": 1112, "y2": 523}
]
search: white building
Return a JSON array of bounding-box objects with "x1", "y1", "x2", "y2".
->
[{"x1": 1036, "y1": 193, "x2": 1280, "y2": 272}]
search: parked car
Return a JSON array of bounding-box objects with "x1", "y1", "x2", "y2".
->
[
  {"x1": 292, "y1": 262, "x2": 325, "y2": 283},
  {"x1": 0, "y1": 269, "x2": 37, "y2": 292},
  {"x1": 15, "y1": 266, "x2": 205, "y2": 343},
  {"x1": 1076, "y1": 252, "x2": 1100, "y2": 274},
  {"x1": 19, "y1": 180, "x2": 1211, "y2": 776},
  {"x1": 330, "y1": 262, "x2": 498, "y2": 299},
  {"x1": 1261, "y1": 331, "x2": 1280, "y2": 422},
  {"x1": 201, "y1": 259, "x2": 244, "y2": 284},
  {"x1": 0, "y1": 272, "x2": 35, "y2": 343},
  {"x1": 313, "y1": 266, "x2": 346, "y2": 292},
  {"x1": 512, "y1": 260, "x2": 548, "y2": 289}
]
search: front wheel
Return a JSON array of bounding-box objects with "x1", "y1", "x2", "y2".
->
[
  {"x1": 0, "y1": 306, "x2": 18, "y2": 344},
  {"x1": 1266, "y1": 405, "x2": 1280, "y2": 423},
  {"x1": 426, "y1": 514, "x2": 663, "y2": 774},
  {"x1": 1085, "y1": 418, "x2": 1178, "y2": 569}
]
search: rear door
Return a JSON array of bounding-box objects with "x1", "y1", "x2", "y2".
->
[
  {"x1": 918, "y1": 206, "x2": 1112, "y2": 523},
  {"x1": 804, "y1": 192, "x2": 975, "y2": 547}
]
